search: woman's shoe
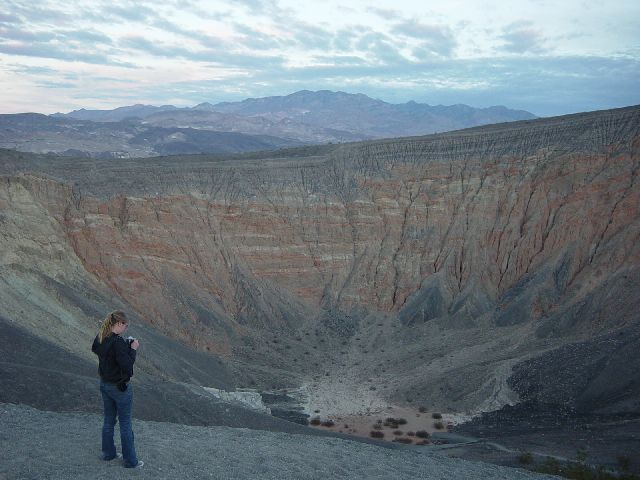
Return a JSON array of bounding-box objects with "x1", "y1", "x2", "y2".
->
[{"x1": 101, "y1": 453, "x2": 123, "y2": 461}]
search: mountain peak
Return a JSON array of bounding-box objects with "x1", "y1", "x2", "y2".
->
[{"x1": 192, "y1": 102, "x2": 217, "y2": 111}]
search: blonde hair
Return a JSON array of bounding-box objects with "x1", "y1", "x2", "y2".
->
[{"x1": 98, "y1": 310, "x2": 128, "y2": 343}]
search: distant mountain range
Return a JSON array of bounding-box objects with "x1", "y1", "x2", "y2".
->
[{"x1": 2, "y1": 90, "x2": 536, "y2": 157}]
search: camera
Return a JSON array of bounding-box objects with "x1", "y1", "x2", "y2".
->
[{"x1": 125, "y1": 336, "x2": 137, "y2": 346}]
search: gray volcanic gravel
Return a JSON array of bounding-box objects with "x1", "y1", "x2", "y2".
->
[{"x1": 0, "y1": 403, "x2": 557, "y2": 480}]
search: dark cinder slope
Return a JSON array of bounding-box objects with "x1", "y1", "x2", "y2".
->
[
  {"x1": 0, "y1": 315, "x2": 340, "y2": 435},
  {"x1": 0, "y1": 403, "x2": 558, "y2": 480}
]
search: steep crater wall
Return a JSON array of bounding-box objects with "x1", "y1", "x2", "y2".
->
[{"x1": 1, "y1": 106, "x2": 639, "y2": 415}]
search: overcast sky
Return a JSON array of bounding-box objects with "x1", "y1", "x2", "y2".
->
[{"x1": 1, "y1": 0, "x2": 638, "y2": 116}]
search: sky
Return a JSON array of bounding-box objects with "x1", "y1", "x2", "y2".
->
[{"x1": 0, "y1": 0, "x2": 638, "y2": 116}]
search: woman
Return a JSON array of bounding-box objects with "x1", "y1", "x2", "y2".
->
[{"x1": 91, "y1": 310, "x2": 143, "y2": 468}]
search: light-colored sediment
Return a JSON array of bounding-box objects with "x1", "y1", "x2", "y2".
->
[{"x1": 301, "y1": 374, "x2": 476, "y2": 444}]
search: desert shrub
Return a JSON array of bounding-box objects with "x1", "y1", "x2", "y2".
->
[
  {"x1": 419, "y1": 406, "x2": 427, "y2": 413},
  {"x1": 433, "y1": 421, "x2": 445, "y2": 430},
  {"x1": 518, "y1": 452, "x2": 534, "y2": 465},
  {"x1": 372, "y1": 424, "x2": 383, "y2": 430},
  {"x1": 309, "y1": 417, "x2": 321, "y2": 426},
  {"x1": 393, "y1": 430, "x2": 403, "y2": 435},
  {"x1": 432, "y1": 412, "x2": 442, "y2": 419},
  {"x1": 407, "y1": 431, "x2": 415, "y2": 436},
  {"x1": 576, "y1": 449, "x2": 588, "y2": 463},
  {"x1": 415, "y1": 440, "x2": 430, "y2": 446},
  {"x1": 383, "y1": 417, "x2": 400, "y2": 428},
  {"x1": 617, "y1": 455, "x2": 632, "y2": 472},
  {"x1": 393, "y1": 437, "x2": 413, "y2": 444},
  {"x1": 397, "y1": 418, "x2": 407, "y2": 425},
  {"x1": 321, "y1": 420, "x2": 335, "y2": 427},
  {"x1": 415, "y1": 430, "x2": 430, "y2": 439},
  {"x1": 531, "y1": 457, "x2": 638, "y2": 480},
  {"x1": 532, "y1": 458, "x2": 639, "y2": 480},
  {"x1": 534, "y1": 458, "x2": 579, "y2": 478},
  {"x1": 370, "y1": 430, "x2": 384, "y2": 438}
]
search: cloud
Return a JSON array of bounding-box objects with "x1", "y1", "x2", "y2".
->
[
  {"x1": 5, "y1": 64, "x2": 58, "y2": 75},
  {"x1": 1, "y1": 0, "x2": 638, "y2": 118},
  {"x1": 0, "y1": 25, "x2": 57, "y2": 43},
  {"x1": 3, "y1": 2, "x2": 72, "y2": 24},
  {"x1": 227, "y1": 0, "x2": 283, "y2": 15},
  {"x1": 118, "y1": 33, "x2": 286, "y2": 70},
  {"x1": 366, "y1": 7, "x2": 402, "y2": 20},
  {"x1": 310, "y1": 55, "x2": 368, "y2": 66},
  {"x1": 500, "y1": 21, "x2": 549, "y2": 54},
  {"x1": 94, "y1": 4, "x2": 157, "y2": 23},
  {"x1": 0, "y1": 12, "x2": 21, "y2": 24},
  {"x1": 58, "y1": 29, "x2": 114, "y2": 46},
  {"x1": 0, "y1": 13, "x2": 116, "y2": 64},
  {"x1": 355, "y1": 31, "x2": 406, "y2": 64},
  {"x1": 119, "y1": 35, "x2": 177, "y2": 57},
  {"x1": 0, "y1": 42, "x2": 118, "y2": 65},
  {"x1": 288, "y1": 22, "x2": 334, "y2": 51},
  {"x1": 153, "y1": 17, "x2": 206, "y2": 41},
  {"x1": 391, "y1": 19, "x2": 457, "y2": 57},
  {"x1": 331, "y1": 27, "x2": 368, "y2": 52},
  {"x1": 6, "y1": 52, "x2": 636, "y2": 117},
  {"x1": 36, "y1": 79, "x2": 76, "y2": 88},
  {"x1": 233, "y1": 23, "x2": 287, "y2": 49}
]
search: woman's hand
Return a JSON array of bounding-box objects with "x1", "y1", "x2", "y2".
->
[{"x1": 131, "y1": 339, "x2": 140, "y2": 350}]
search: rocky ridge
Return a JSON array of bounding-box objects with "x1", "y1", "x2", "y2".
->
[{"x1": 1, "y1": 90, "x2": 536, "y2": 158}]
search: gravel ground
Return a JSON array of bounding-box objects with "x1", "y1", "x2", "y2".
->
[{"x1": 0, "y1": 403, "x2": 558, "y2": 480}]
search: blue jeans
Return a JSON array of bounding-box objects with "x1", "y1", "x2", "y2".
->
[{"x1": 100, "y1": 381, "x2": 138, "y2": 467}]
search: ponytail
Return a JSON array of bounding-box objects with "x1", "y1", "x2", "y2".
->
[{"x1": 98, "y1": 310, "x2": 128, "y2": 343}]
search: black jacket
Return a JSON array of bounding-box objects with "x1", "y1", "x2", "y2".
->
[{"x1": 91, "y1": 334, "x2": 137, "y2": 384}]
